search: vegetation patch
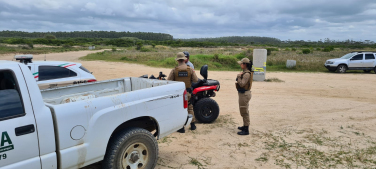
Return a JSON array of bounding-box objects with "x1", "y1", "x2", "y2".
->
[
  {"x1": 80, "y1": 46, "x2": 375, "y2": 72},
  {"x1": 264, "y1": 78, "x2": 285, "y2": 82},
  {"x1": 255, "y1": 129, "x2": 376, "y2": 168}
]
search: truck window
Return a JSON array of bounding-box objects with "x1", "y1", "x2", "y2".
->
[
  {"x1": 39, "y1": 66, "x2": 77, "y2": 81},
  {"x1": 351, "y1": 54, "x2": 363, "y2": 60},
  {"x1": 0, "y1": 70, "x2": 25, "y2": 120},
  {"x1": 365, "y1": 54, "x2": 375, "y2": 60}
]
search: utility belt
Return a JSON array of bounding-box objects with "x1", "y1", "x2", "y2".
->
[
  {"x1": 235, "y1": 83, "x2": 249, "y2": 93},
  {"x1": 186, "y1": 88, "x2": 193, "y2": 93},
  {"x1": 237, "y1": 88, "x2": 250, "y2": 93}
]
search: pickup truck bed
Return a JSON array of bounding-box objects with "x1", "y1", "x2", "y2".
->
[
  {"x1": 40, "y1": 77, "x2": 188, "y2": 168},
  {"x1": 41, "y1": 77, "x2": 177, "y2": 105}
]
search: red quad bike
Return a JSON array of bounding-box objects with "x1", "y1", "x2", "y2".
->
[
  {"x1": 191, "y1": 65, "x2": 220, "y2": 123},
  {"x1": 140, "y1": 65, "x2": 220, "y2": 123}
]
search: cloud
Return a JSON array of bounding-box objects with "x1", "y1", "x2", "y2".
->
[{"x1": 0, "y1": 0, "x2": 375, "y2": 41}]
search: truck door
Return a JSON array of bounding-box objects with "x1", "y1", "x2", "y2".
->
[
  {"x1": 0, "y1": 68, "x2": 41, "y2": 168},
  {"x1": 363, "y1": 54, "x2": 375, "y2": 68},
  {"x1": 348, "y1": 54, "x2": 364, "y2": 69}
]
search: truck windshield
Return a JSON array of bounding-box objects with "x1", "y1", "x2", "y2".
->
[{"x1": 341, "y1": 53, "x2": 356, "y2": 59}]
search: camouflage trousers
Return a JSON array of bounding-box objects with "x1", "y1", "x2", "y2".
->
[
  {"x1": 187, "y1": 92, "x2": 195, "y2": 123},
  {"x1": 238, "y1": 91, "x2": 252, "y2": 126}
]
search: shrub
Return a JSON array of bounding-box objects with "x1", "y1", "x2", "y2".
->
[
  {"x1": 213, "y1": 54, "x2": 219, "y2": 61},
  {"x1": 120, "y1": 56, "x2": 134, "y2": 61},
  {"x1": 266, "y1": 60, "x2": 273, "y2": 66},
  {"x1": 27, "y1": 43, "x2": 34, "y2": 49},
  {"x1": 44, "y1": 34, "x2": 56, "y2": 40},
  {"x1": 316, "y1": 48, "x2": 321, "y2": 51},
  {"x1": 140, "y1": 47, "x2": 151, "y2": 52},
  {"x1": 152, "y1": 43, "x2": 156, "y2": 48},
  {"x1": 302, "y1": 49, "x2": 311, "y2": 54},
  {"x1": 62, "y1": 44, "x2": 72, "y2": 48},
  {"x1": 322, "y1": 46, "x2": 334, "y2": 52},
  {"x1": 112, "y1": 48, "x2": 117, "y2": 52},
  {"x1": 136, "y1": 42, "x2": 143, "y2": 50},
  {"x1": 292, "y1": 48, "x2": 297, "y2": 51},
  {"x1": 266, "y1": 48, "x2": 278, "y2": 56}
]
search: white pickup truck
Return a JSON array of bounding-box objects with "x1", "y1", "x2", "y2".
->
[{"x1": 0, "y1": 61, "x2": 192, "y2": 169}]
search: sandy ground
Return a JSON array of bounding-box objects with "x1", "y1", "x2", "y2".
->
[{"x1": 1, "y1": 51, "x2": 376, "y2": 168}]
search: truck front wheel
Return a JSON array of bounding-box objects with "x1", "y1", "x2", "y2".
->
[{"x1": 103, "y1": 128, "x2": 158, "y2": 169}]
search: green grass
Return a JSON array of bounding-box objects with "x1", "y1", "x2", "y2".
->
[
  {"x1": 0, "y1": 44, "x2": 107, "y2": 55},
  {"x1": 80, "y1": 46, "x2": 376, "y2": 72}
]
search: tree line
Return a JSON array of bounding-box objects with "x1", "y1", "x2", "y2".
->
[
  {"x1": 0, "y1": 30, "x2": 374, "y2": 49},
  {"x1": 0, "y1": 30, "x2": 173, "y2": 41}
]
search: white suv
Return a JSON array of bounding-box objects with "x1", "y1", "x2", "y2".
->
[
  {"x1": 325, "y1": 52, "x2": 376, "y2": 73},
  {"x1": 15, "y1": 55, "x2": 96, "y2": 89}
]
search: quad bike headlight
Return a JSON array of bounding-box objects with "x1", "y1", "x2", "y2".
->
[{"x1": 216, "y1": 85, "x2": 220, "y2": 91}]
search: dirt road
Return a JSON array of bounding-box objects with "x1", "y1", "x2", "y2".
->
[{"x1": 2, "y1": 51, "x2": 376, "y2": 168}]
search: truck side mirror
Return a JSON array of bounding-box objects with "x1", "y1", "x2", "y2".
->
[{"x1": 200, "y1": 65, "x2": 208, "y2": 80}]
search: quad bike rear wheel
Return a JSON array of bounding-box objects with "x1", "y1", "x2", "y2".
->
[{"x1": 194, "y1": 98, "x2": 220, "y2": 123}]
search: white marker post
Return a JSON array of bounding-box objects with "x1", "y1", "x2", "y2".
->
[{"x1": 253, "y1": 49, "x2": 267, "y2": 81}]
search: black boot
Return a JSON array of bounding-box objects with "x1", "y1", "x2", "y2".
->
[
  {"x1": 177, "y1": 127, "x2": 185, "y2": 133},
  {"x1": 238, "y1": 126, "x2": 245, "y2": 130},
  {"x1": 190, "y1": 123, "x2": 196, "y2": 130},
  {"x1": 237, "y1": 126, "x2": 249, "y2": 135}
]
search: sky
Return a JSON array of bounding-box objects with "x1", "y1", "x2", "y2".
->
[{"x1": 0, "y1": 0, "x2": 375, "y2": 41}]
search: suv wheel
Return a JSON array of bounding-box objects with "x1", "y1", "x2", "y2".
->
[{"x1": 336, "y1": 65, "x2": 347, "y2": 73}]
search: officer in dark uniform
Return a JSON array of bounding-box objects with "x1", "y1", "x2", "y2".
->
[
  {"x1": 168, "y1": 52, "x2": 199, "y2": 133},
  {"x1": 235, "y1": 58, "x2": 253, "y2": 135}
]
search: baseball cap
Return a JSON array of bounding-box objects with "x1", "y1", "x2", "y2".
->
[
  {"x1": 237, "y1": 58, "x2": 250, "y2": 64},
  {"x1": 176, "y1": 52, "x2": 187, "y2": 61}
]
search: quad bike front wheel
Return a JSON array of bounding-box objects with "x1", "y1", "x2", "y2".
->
[{"x1": 194, "y1": 98, "x2": 220, "y2": 123}]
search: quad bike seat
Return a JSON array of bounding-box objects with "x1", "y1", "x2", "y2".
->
[{"x1": 202, "y1": 79, "x2": 220, "y2": 86}]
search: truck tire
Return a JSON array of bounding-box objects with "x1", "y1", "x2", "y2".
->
[
  {"x1": 194, "y1": 98, "x2": 220, "y2": 123},
  {"x1": 336, "y1": 65, "x2": 347, "y2": 73},
  {"x1": 103, "y1": 128, "x2": 158, "y2": 169}
]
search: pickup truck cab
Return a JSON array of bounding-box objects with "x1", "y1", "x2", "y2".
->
[
  {"x1": 324, "y1": 51, "x2": 376, "y2": 73},
  {"x1": 0, "y1": 61, "x2": 191, "y2": 169}
]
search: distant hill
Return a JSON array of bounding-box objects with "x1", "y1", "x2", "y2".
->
[
  {"x1": 0, "y1": 30, "x2": 174, "y2": 41},
  {"x1": 179, "y1": 36, "x2": 281, "y2": 44}
]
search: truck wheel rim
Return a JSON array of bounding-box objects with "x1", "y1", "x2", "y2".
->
[{"x1": 122, "y1": 143, "x2": 148, "y2": 169}]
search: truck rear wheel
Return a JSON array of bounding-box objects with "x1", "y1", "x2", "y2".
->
[
  {"x1": 194, "y1": 98, "x2": 220, "y2": 123},
  {"x1": 103, "y1": 128, "x2": 158, "y2": 169}
]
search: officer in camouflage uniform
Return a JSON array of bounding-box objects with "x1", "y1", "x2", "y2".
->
[
  {"x1": 235, "y1": 58, "x2": 253, "y2": 135},
  {"x1": 168, "y1": 52, "x2": 198, "y2": 133}
]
